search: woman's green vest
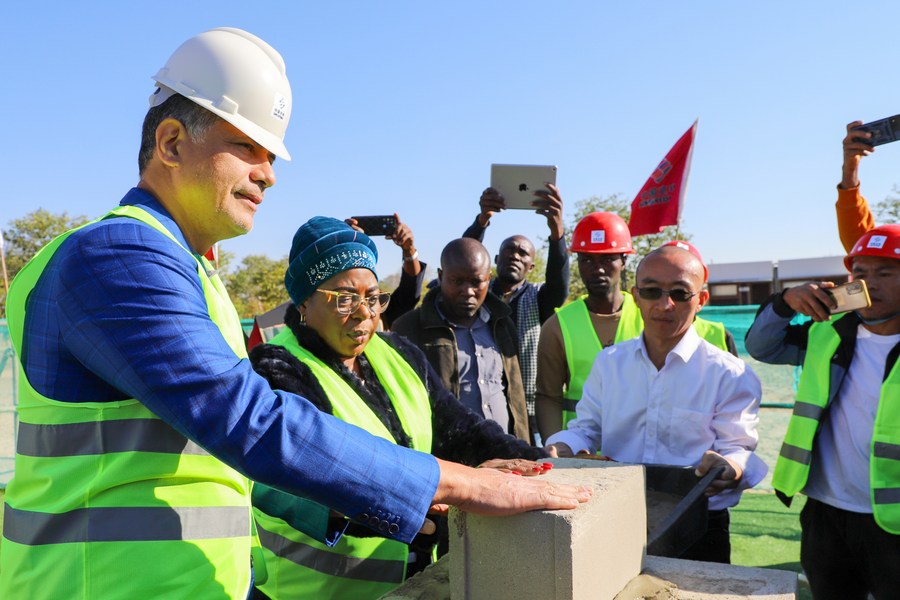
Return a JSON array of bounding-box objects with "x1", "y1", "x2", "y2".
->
[
  {"x1": 253, "y1": 329, "x2": 432, "y2": 600},
  {"x1": 0, "y1": 206, "x2": 255, "y2": 599},
  {"x1": 772, "y1": 319, "x2": 900, "y2": 533},
  {"x1": 556, "y1": 293, "x2": 728, "y2": 428}
]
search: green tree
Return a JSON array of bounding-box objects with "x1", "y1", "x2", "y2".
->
[
  {"x1": 877, "y1": 187, "x2": 900, "y2": 224},
  {"x1": 2, "y1": 209, "x2": 89, "y2": 317},
  {"x1": 379, "y1": 271, "x2": 402, "y2": 294},
  {"x1": 527, "y1": 245, "x2": 548, "y2": 285},
  {"x1": 222, "y1": 254, "x2": 290, "y2": 319},
  {"x1": 3, "y1": 209, "x2": 89, "y2": 277},
  {"x1": 566, "y1": 194, "x2": 690, "y2": 301}
]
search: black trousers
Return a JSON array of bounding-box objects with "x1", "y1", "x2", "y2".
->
[
  {"x1": 677, "y1": 508, "x2": 731, "y2": 564},
  {"x1": 801, "y1": 498, "x2": 900, "y2": 600}
]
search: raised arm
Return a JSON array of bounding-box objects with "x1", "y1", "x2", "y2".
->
[{"x1": 837, "y1": 120, "x2": 877, "y2": 252}]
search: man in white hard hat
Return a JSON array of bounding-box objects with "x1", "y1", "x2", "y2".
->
[{"x1": 0, "y1": 28, "x2": 590, "y2": 599}]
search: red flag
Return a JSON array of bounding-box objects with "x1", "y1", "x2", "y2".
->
[
  {"x1": 204, "y1": 243, "x2": 219, "y2": 269},
  {"x1": 628, "y1": 120, "x2": 697, "y2": 236}
]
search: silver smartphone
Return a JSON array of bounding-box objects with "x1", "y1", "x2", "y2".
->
[{"x1": 828, "y1": 280, "x2": 871, "y2": 314}]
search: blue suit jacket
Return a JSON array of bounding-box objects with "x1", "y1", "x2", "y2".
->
[{"x1": 18, "y1": 187, "x2": 439, "y2": 544}]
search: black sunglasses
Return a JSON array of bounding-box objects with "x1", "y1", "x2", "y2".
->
[{"x1": 634, "y1": 286, "x2": 698, "y2": 303}]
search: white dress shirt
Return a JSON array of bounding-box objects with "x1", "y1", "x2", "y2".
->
[{"x1": 546, "y1": 326, "x2": 767, "y2": 510}]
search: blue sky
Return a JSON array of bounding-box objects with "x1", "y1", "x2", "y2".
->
[{"x1": 4, "y1": 2, "x2": 900, "y2": 277}]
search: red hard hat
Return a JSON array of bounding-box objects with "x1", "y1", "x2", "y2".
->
[
  {"x1": 844, "y1": 224, "x2": 900, "y2": 271},
  {"x1": 570, "y1": 212, "x2": 634, "y2": 254},
  {"x1": 662, "y1": 240, "x2": 708, "y2": 283}
]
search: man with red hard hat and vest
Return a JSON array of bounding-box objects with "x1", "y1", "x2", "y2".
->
[
  {"x1": 746, "y1": 224, "x2": 900, "y2": 600},
  {"x1": 534, "y1": 212, "x2": 735, "y2": 441},
  {"x1": 0, "y1": 28, "x2": 590, "y2": 599}
]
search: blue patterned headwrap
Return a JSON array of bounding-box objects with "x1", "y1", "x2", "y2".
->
[{"x1": 284, "y1": 216, "x2": 379, "y2": 305}]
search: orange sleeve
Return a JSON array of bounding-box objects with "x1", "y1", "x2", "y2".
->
[{"x1": 836, "y1": 186, "x2": 876, "y2": 252}]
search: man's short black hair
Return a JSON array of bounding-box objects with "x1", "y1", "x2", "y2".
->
[{"x1": 138, "y1": 94, "x2": 221, "y2": 175}]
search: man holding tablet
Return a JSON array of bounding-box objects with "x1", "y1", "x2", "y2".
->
[{"x1": 462, "y1": 165, "x2": 570, "y2": 445}]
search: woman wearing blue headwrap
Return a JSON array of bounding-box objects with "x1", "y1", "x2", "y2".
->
[{"x1": 249, "y1": 217, "x2": 549, "y2": 600}]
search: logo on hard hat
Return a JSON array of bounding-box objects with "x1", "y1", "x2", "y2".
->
[
  {"x1": 272, "y1": 93, "x2": 288, "y2": 122},
  {"x1": 867, "y1": 235, "x2": 888, "y2": 249},
  {"x1": 591, "y1": 230, "x2": 606, "y2": 244}
]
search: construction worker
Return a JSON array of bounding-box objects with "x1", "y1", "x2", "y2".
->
[
  {"x1": 535, "y1": 213, "x2": 735, "y2": 440},
  {"x1": 746, "y1": 224, "x2": 900, "y2": 600},
  {"x1": 0, "y1": 28, "x2": 590, "y2": 599}
]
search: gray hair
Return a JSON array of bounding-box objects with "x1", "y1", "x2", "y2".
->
[{"x1": 138, "y1": 94, "x2": 221, "y2": 174}]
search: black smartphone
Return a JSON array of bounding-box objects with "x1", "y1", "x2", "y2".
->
[
  {"x1": 351, "y1": 215, "x2": 397, "y2": 236},
  {"x1": 851, "y1": 115, "x2": 900, "y2": 146}
]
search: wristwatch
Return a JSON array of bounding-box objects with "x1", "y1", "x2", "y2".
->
[{"x1": 403, "y1": 250, "x2": 419, "y2": 263}]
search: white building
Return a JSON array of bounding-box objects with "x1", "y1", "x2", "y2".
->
[{"x1": 707, "y1": 256, "x2": 847, "y2": 305}]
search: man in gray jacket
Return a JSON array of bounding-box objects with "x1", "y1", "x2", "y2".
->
[{"x1": 393, "y1": 238, "x2": 530, "y2": 442}]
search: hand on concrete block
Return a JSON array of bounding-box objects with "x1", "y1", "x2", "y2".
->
[
  {"x1": 476, "y1": 458, "x2": 553, "y2": 476},
  {"x1": 430, "y1": 458, "x2": 593, "y2": 518}
]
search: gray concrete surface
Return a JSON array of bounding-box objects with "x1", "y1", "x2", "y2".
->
[
  {"x1": 383, "y1": 549, "x2": 798, "y2": 599},
  {"x1": 641, "y1": 555, "x2": 797, "y2": 599}
]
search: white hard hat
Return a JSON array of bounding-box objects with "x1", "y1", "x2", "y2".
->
[{"x1": 150, "y1": 27, "x2": 293, "y2": 160}]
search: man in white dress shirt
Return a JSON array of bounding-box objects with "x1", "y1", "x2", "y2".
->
[{"x1": 546, "y1": 244, "x2": 766, "y2": 563}]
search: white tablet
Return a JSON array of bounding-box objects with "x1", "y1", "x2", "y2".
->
[{"x1": 490, "y1": 164, "x2": 558, "y2": 210}]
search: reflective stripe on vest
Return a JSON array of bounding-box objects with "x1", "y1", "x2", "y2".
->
[
  {"x1": 772, "y1": 319, "x2": 900, "y2": 533},
  {"x1": 555, "y1": 295, "x2": 730, "y2": 428},
  {"x1": 0, "y1": 205, "x2": 253, "y2": 599},
  {"x1": 254, "y1": 329, "x2": 432, "y2": 599},
  {"x1": 257, "y1": 526, "x2": 406, "y2": 585}
]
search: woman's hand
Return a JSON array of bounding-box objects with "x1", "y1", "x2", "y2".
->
[{"x1": 476, "y1": 458, "x2": 553, "y2": 476}]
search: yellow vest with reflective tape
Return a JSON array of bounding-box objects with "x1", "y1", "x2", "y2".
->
[
  {"x1": 556, "y1": 294, "x2": 642, "y2": 428},
  {"x1": 772, "y1": 319, "x2": 900, "y2": 533},
  {"x1": 254, "y1": 329, "x2": 432, "y2": 600},
  {"x1": 556, "y1": 293, "x2": 729, "y2": 428},
  {"x1": 0, "y1": 205, "x2": 254, "y2": 599}
]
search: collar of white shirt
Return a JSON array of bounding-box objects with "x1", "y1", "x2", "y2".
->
[{"x1": 636, "y1": 323, "x2": 702, "y2": 369}]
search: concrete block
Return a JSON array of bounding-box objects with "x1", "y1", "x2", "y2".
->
[{"x1": 449, "y1": 460, "x2": 645, "y2": 600}]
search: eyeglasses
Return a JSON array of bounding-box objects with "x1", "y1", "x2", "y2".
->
[
  {"x1": 634, "y1": 287, "x2": 698, "y2": 303},
  {"x1": 315, "y1": 289, "x2": 391, "y2": 315}
]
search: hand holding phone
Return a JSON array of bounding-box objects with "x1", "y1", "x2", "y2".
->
[
  {"x1": 827, "y1": 280, "x2": 871, "y2": 314},
  {"x1": 851, "y1": 115, "x2": 900, "y2": 147},
  {"x1": 349, "y1": 215, "x2": 398, "y2": 237}
]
